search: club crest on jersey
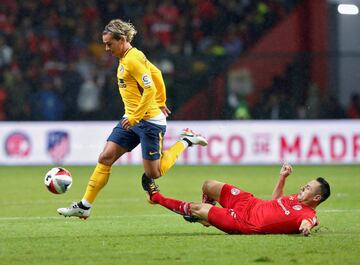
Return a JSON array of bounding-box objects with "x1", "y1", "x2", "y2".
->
[
  {"x1": 142, "y1": 74, "x2": 152, "y2": 86},
  {"x1": 231, "y1": 188, "x2": 240, "y2": 196},
  {"x1": 119, "y1": 65, "x2": 124, "y2": 74},
  {"x1": 292, "y1": 205, "x2": 302, "y2": 211}
]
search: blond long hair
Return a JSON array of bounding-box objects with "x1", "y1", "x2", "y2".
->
[{"x1": 103, "y1": 19, "x2": 137, "y2": 42}]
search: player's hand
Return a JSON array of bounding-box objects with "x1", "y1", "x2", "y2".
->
[
  {"x1": 299, "y1": 220, "x2": 312, "y2": 236},
  {"x1": 121, "y1": 118, "x2": 132, "y2": 130},
  {"x1": 280, "y1": 162, "x2": 293, "y2": 178},
  {"x1": 160, "y1": 106, "x2": 171, "y2": 117},
  {"x1": 299, "y1": 227, "x2": 311, "y2": 236}
]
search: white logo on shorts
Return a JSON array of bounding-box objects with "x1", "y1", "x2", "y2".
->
[
  {"x1": 229, "y1": 209, "x2": 237, "y2": 219},
  {"x1": 231, "y1": 188, "x2": 240, "y2": 196},
  {"x1": 292, "y1": 205, "x2": 302, "y2": 211}
]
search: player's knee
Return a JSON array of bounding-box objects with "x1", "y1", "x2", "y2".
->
[
  {"x1": 144, "y1": 169, "x2": 161, "y2": 179},
  {"x1": 202, "y1": 180, "x2": 217, "y2": 194},
  {"x1": 98, "y1": 151, "x2": 116, "y2": 166}
]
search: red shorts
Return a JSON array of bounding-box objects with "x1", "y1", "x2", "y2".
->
[{"x1": 207, "y1": 184, "x2": 255, "y2": 234}]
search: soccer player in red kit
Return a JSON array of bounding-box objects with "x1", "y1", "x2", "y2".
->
[{"x1": 142, "y1": 163, "x2": 331, "y2": 236}]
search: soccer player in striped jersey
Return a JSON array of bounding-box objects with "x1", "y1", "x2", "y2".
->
[
  {"x1": 57, "y1": 19, "x2": 207, "y2": 219},
  {"x1": 144, "y1": 163, "x2": 331, "y2": 236}
]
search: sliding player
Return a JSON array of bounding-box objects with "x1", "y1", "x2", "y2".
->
[{"x1": 143, "y1": 163, "x2": 331, "y2": 236}]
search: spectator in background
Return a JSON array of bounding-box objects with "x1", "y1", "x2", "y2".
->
[
  {"x1": 305, "y1": 84, "x2": 321, "y2": 119},
  {"x1": 0, "y1": 2, "x2": 16, "y2": 35},
  {"x1": 0, "y1": 82, "x2": 7, "y2": 120},
  {"x1": 233, "y1": 98, "x2": 251, "y2": 119},
  {"x1": 3, "y1": 68, "x2": 32, "y2": 120},
  {"x1": 31, "y1": 75, "x2": 64, "y2": 121},
  {"x1": 318, "y1": 95, "x2": 346, "y2": 119},
  {"x1": 260, "y1": 91, "x2": 294, "y2": 120},
  {"x1": 347, "y1": 93, "x2": 360, "y2": 119},
  {"x1": 142, "y1": 2, "x2": 164, "y2": 54},
  {"x1": 76, "y1": 49, "x2": 96, "y2": 80},
  {"x1": 77, "y1": 72, "x2": 101, "y2": 120},
  {"x1": 259, "y1": 76, "x2": 296, "y2": 120},
  {"x1": 223, "y1": 24, "x2": 243, "y2": 57},
  {"x1": 150, "y1": 0, "x2": 178, "y2": 50},
  {"x1": 0, "y1": 0, "x2": 302, "y2": 122},
  {"x1": 0, "y1": 35, "x2": 12, "y2": 67},
  {"x1": 61, "y1": 62, "x2": 84, "y2": 120},
  {"x1": 227, "y1": 69, "x2": 252, "y2": 119}
]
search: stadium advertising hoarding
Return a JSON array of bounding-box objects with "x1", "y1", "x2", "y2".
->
[{"x1": 0, "y1": 120, "x2": 359, "y2": 165}]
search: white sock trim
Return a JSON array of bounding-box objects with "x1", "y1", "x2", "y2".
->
[
  {"x1": 179, "y1": 139, "x2": 189, "y2": 148},
  {"x1": 81, "y1": 199, "x2": 92, "y2": 208}
]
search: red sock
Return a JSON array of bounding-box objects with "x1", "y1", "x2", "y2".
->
[{"x1": 152, "y1": 192, "x2": 191, "y2": 216}]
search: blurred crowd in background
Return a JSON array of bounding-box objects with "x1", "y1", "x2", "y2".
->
[{"x1": 0, "y1": 0, "x2": 359, "y2": 121}]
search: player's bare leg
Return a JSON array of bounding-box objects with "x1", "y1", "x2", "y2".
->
[
  {"x1": 141, "y1": 159, "x2": 163, "y2": 203},
  {"x1": 202, "y1": 180, "x2": 225, "y2": 203},
  {"x1": 187, "y1": 203, "x2": 213, "y2": 227},
  {"x1": 141, "y1": 128, "x2": 208, "y2": 202},
  {"x1": 143, "y1": 159, "x2": 162, "y2": 179},
  {"x1": 98, "y1": 141, "x2": 128, "y2": 166},
  {"x1": 143, "y1": 128, "x2": 208, "y2": 178},
  {"x1": 57, "y1": 141, "x2": 127, "y2": 219},
  {"x1": 183, "y1": 180, "x2": 224, "y2": 225}
]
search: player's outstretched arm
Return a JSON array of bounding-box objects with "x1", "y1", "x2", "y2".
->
[
  {"x1": 272, "y1": 163, "x2": 293, "y2": 200},
  {"x1": 299, "y1": 219, "x2": 313, "y2": 236}
]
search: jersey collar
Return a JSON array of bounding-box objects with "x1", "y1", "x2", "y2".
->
[{"x1": 122, "y1": 47, "x2": 133, "y2": 58}]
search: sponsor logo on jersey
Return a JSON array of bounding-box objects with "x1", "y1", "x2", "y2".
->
[
  {"x1": 292, "y1": 205, "x2": 302, "y2": 211},
  {"x1": 277, "y1": 198, "x2": 291, "y2": 215},
  {"x1": 118, "y1": 78, "x2": 126, "y2": 88},
  {"x1": 231, "y1": 188, "x2": 240, "y2": 195},
  {"x1": 4, "y1": 131, "x2": 31, "y2": 157},
  {"x1": 119, "y1": 65, "x2": 124, "y2": 74},
  {"x1": 47, "y1": 131, "x2": 70, "y2": 163},
  {"x1": 142, "y1": 74, "x2": 152, "y2": 86},
  {"x1": 229, "y1": 209, "x2": 237, "y2": 219}
]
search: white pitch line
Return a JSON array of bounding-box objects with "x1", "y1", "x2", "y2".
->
[
  {"x1": 0, "y1": 214, "x2": 175, "y2": 221},
  {"x1": 0, "y1": 198, "x2": 142, "y2": 206},
  {"x1": 0, "y1": 210, "x2": 359, "y2": 222}
]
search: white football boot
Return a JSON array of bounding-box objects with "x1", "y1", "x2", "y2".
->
[
  {"x1": 180, "y1": 128, "x2": 208, "y2": 147},
  {"x1": 57, "y1": 202, "x2": 91, "y2": 219}
]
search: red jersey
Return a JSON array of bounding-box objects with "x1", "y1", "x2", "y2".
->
[
  {"x1": 240, "y1": 194, "x2": 318, "y2": 234},
  {"x1": 208, "y1": 185, "x2": 318, "y2": 235}
]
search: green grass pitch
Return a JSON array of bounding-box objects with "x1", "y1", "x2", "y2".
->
[{"x1": 1, "y1": 165, "x2": 359, "y2": 265}]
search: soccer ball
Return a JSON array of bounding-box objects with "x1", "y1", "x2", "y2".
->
[{"x1": 44, "y1": 167, "x2": 72, "y2": 194}]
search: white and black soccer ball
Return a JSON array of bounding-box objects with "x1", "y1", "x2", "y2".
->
[{"x1": 44, "y1": 167, "x2": 72, "y2": 194}]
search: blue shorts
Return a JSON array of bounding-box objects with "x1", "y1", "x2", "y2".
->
[{"x1": 107, "y1": 119, "x2": 166, "y2": 160}]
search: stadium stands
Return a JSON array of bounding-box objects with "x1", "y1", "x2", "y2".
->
[{"x1": 0, "y1": 0, "x2": 354, "y2": 121}]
